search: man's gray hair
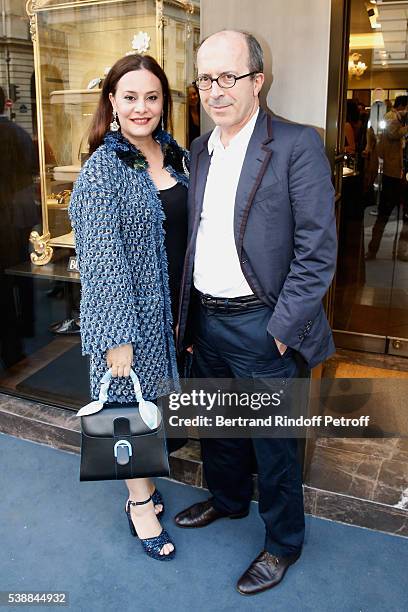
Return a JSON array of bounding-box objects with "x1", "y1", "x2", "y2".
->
[
  {"x1": 198, "y1": 30, "x2": 264, "y2": 75},
  {"x1": 242, "y1": 31, "x2": 264, "y2": 74}
]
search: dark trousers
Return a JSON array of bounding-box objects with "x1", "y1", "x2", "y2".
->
[
  {"x1": 192, "y1": 302, "x2": 305, "y2": 557},
  {"x1": 368, "y1": 175, "x2": 408, "y2": 255}
]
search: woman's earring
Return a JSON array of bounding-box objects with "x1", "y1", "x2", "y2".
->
[
  {"x1": 161, "y1": 110, "x2": 165, "y2": 131},
  {"x1": 110, "y1": 110, "x2": 120, "y2": 132}
]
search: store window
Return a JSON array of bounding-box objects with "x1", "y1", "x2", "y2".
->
[{"x1": 0, "y1": 0, "x2": 200, "y2": 410}]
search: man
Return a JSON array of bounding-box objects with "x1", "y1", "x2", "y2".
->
[
  {"x1": 0, "y1": 86, "x2": 39, "y2": 369},
  {"x1": 175, "y1": 31, "x2": 337, "y2": 595},
  {"x1": 366, "y1": 95, "x2": 408, "y2": 260}
]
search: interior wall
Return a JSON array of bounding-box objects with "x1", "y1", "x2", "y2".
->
[{"x1": 200, "y1": 0, "x2": 332, "y2": 135}]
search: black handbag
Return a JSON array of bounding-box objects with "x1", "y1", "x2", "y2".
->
[{"x1": 77, "y1": 369, "x2": 170, "y2": 481}]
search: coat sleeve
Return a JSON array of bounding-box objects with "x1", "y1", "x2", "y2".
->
[
  {"x1": 266, "y1": 126, "x2": 337, "y2": 350},
  {"x1": 68, "y1": 169, "x2": 140, "y2": 356}
]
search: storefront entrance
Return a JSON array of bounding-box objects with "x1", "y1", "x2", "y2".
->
[{"x1": 333, "y1": 0, "x2": 408, "y2": 358}]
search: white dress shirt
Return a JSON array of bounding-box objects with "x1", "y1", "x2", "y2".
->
[{"x1": 194, "y1": 109, "x2": 259, "y2": 297}]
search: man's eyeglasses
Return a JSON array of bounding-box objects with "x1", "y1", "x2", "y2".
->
[{"x1": 193, "y1": 71, "x2": 258, "y2": 91}]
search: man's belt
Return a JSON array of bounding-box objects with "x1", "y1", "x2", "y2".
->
[{"x1": 198, "y1": 292, "x2": 264, "y2": 312}]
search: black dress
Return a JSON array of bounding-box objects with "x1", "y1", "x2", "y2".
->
[
  {"x1": 158, "y1": 182, "x2": 188, "y2": 454},
  {"x1": 159, "y1": 182, "x2": 188, "y2": 323}
]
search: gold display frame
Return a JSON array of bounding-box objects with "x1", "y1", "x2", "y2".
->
[{"x1": 25, "y1": 0, "x2": 196, "y2": 265}]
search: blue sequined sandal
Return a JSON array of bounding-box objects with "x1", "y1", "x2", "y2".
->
[
  {"x1": 125, "y1": 497, "x2": 175, "y2": 561},
  {"x1": 151, "y1": 488, "x2": 164, "y2": 517}
]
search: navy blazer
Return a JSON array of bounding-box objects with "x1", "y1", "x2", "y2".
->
[{"x1": 177, "y1": 108, "x2": 337, "y2": 369}]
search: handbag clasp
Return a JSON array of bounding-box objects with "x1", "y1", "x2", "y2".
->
[{"x1": 114, "y1": 440, "x2": 133, "y2": 465}]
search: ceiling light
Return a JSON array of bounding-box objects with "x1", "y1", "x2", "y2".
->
[{"x1": 349, "y1": 32, "x2": 384, "y2": 49}]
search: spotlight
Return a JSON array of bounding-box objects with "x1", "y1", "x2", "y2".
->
[{"x1": 367, "y1": 4, "x2": 381, "y2": 29}]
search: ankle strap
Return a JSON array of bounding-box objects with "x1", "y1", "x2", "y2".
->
[{"x1": 128, "y1": 496, "x2": 152, "y2": 507}]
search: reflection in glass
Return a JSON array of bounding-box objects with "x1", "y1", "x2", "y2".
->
[
  {"x1": 0, "y1": 85, "x2": 40, "y2": 368},
  {"x1": 187, "y1": 83, "x2": 200, "y2": 145},
  {"x1": 334, "y1": 0, "x2": 408, "y2": 346}
]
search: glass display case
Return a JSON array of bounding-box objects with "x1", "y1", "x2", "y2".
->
[{"x1": 26, "y1": 0, "x2": 199, "y2": 265}]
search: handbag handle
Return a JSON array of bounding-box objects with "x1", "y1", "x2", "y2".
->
[
  {"x1": 77, "y1": 368, "x2": 161, "y2": 429},
  {"x1": 99, "y1": 368, "x2": 144, "y2": 406}
]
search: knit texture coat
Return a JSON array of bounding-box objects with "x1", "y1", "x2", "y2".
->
[{"x1": 68, "y1": 129, "x2": 189, "y2": 402}]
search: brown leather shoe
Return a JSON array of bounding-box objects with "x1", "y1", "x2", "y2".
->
[
  {"x1": 237, "y1": 550, "x2": 301, "y2": 595},
  {"x1": 174, "y1": 499, "x2": 248, "y2": 528}
]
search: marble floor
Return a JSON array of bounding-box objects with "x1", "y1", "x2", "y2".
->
[
  {"x1": 305, "y1": 437, "x2": 408, "y2": 508},
  {"x1": 305, "y1": 349, "x2": 408, "y2": 512}
]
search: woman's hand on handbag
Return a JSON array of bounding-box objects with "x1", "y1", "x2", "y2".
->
[{"x1": 106, "y1": 343, "x2": 133, "y2": 377}]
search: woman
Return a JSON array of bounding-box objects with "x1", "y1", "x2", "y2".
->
[
  {"x1": 69, "y1": 54, "x2": 189, "y2": 561},
  {"x1": 187, "y1": 84, "x2": 200, "y2": 146}
]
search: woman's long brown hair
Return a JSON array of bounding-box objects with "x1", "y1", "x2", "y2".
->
[{"x1": 88, "y1": 54, "x2": 173, "y2": 155}]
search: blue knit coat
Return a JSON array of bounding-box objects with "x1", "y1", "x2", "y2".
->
[{"x1": 68, "y1": 129, "x2": 189, "y2": 403}]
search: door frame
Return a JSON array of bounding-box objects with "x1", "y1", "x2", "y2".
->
[{"x1": 325, "y1": 0, "x2": 351, "y2": 327}]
